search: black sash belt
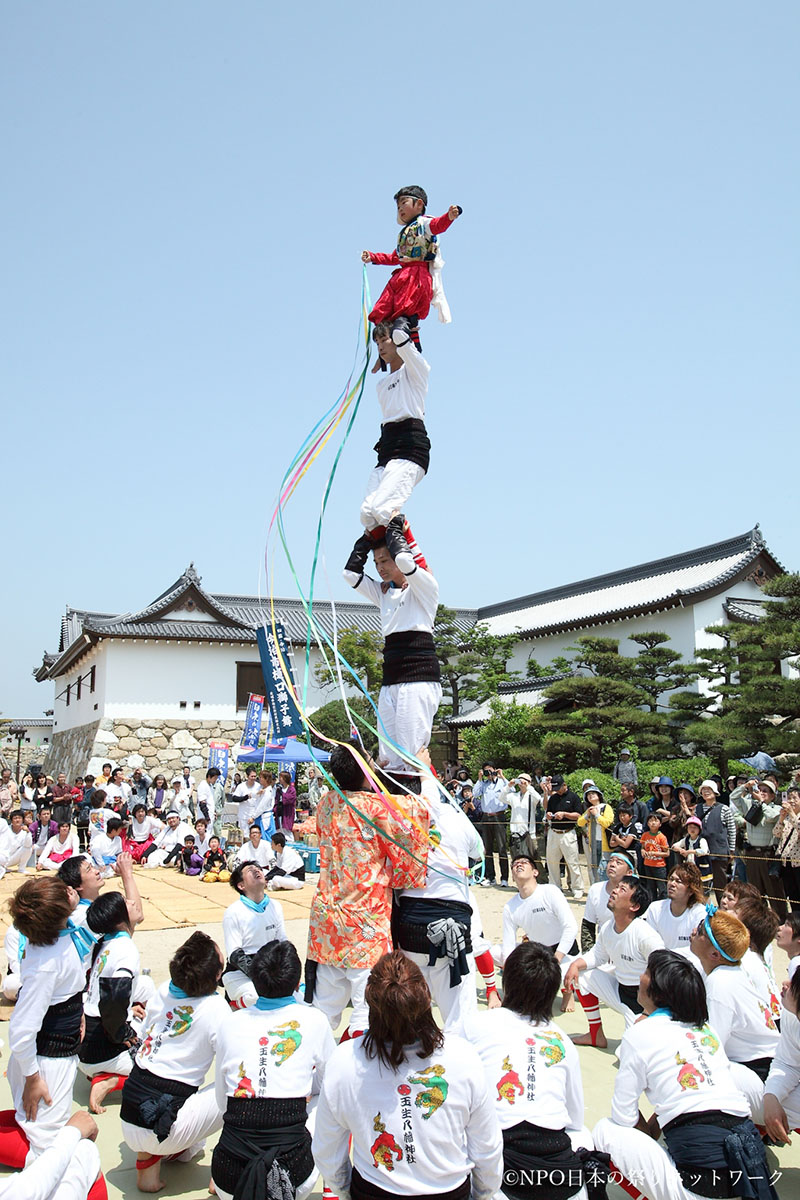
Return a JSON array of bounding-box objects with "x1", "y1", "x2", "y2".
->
[
  {"x1": 395, "y1": 897, "x2": 473, "y2": 963},
  {"x1": 663, "y1": 1109, "x2": 778, "y2": 1200},
  {"x1": 351, "y1": 1166, "x2": 468, "y2": 1200},
  {"x1": 36, "y1": 992, "x2": 84, "y2": 1058},
  {"x1": 616, "y1": 981, "x2": 644, "y2": 1015},
  {"x1": 374, "y1": 417, "x2": 430, "y2": 472},
  {"x1": 383, "y1": 631, "x2": 441, "y2": 686},
  {"x1": 120, "y1": 1063, "x2": 198, "y2": 1140},
  {"x1": 501, "y1": 1122, "x2": 585, "y2": 1200},
  {"x1": 79, "y1": 1013, "x2": 136, "y2": 1067},
  {"x1": 737, "y1": 1056, "x2": 772, "y2": 1082},
  {"x1": 211, "y1": 1095, "x2": 312, "y2": 1200}
]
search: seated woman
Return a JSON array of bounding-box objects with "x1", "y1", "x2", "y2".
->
[
  {"x1": 120, "y1": 932, "x2": 229, "y2": 1195},
  {"x1": 762, "y1": 967, "x2": 800, "y2": 1143},
  {"x1": 78, "y1": 893, "x2": 155, "y2": 1115},
  {"x1": 472, "y1": 941, "x2": 592, "y2": 1200},
  {"x1": 313, "y1": 950, "x2": 502, "y2": 1200},
  {"x1": 212, "y1": 939, "x2": 335, "y2": 1200},
  {"x1": 594, "y1": 949, "x2": 777, "y2": 1200},
  {"x1": 689, "y1": 908, "x2": 779, "y2": 1116},
  {"x1": 123, "y1": 803, "x2": 162, "y2": 863},
  {"x1": 2, "y1": 877, "x2": 96, "y2": 1164},
  {"x1": 36, "y1": 820, "x2": 79, "y2": 871}
]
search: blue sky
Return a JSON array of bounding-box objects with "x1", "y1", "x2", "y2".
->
[{"x1": 3, "y1": 3, "x2": 798, "y2": 715}]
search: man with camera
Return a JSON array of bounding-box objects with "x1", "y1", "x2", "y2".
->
[
  {"x1": 730, "y1": 777, "x2": 786, "y2": 917},
  {"x1": 472, "y1": 762, "x2": 511, "y2": 886}
]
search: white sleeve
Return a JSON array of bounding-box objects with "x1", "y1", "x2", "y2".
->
[
  {"x1": 10, "y1": 961, "x2": 58, "y2": 1077},
  {"x1": 270, "y1": 899, "x2": 287, "y2": 942},
  {"x1": 394, "y1": 554, "x2": 439, "y2": 614},
  {"x1": 0, "y1": 1127, "x2": 98, "y2": 1200},
  {"x1": 465, "y1": 1068, "x2": 504, "y2": 1200},
  {"x1": 637, "y1": 921, "x2": 665, "y2": 957},
  {"x1": 343, "y1": 568, "x2": 383, "y2": 607},
  {"x1": 222, "y1": 907, "x2": 242, "y2": 957},
  {"x1": 311, "y1": 1068, "x2": 353, "y2": 1199},
  {"x1": 393, "y1": 335, "x2": 431, "y2": 388},
  {"x1": 764, "y1": 1011, "x2": 800, "y2": 1104},
  {"x1": 214, "y1": 1028, "x2": 230, "y2": 1115},
  {"x1": 706, "y1": 991, "x2": 734, "y2": 1050},
  {"x1": 563, "y1": 1039, "x2": 585, "y2": 1131},
  {"x1": 581, "y1": 925, "x2": 610, "y2": 973},
  {"x1": 500, "y1": 903, "x2": 518, "y2": 965},
  {"x1": 552, "y1": 890, "x2": 579, "y2": 957},
  {"x1": 610, "y1": 1036, "x2": 647, "y2": 1126}
]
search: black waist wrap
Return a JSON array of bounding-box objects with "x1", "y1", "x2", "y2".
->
[
  {"x1": 616, "y1": 981, "x2": 644, "y2": 1016},
  {"x1": 383, "y1": 630, "x2": 441, "y2": 686},
  {"x1": 501, "y1": 1122, "x2": 585, "y2": 1200},
  {"x1": 120, "y1": 1063, "x2": 198, "y2": 1140},
  {"x1": 36, "y1": 992, "x2": 84, "y2": 1058},
  {"x1": 662, "y1": 1109, "x2": 777, "y2": 1200},
  {"x1": 395, "y1": 897, "x2": 472, "y2": 958},
  {"x1": 736, "y1": 1056, "x2": 772, "y2": 1082},
  {"x1": 351, "y1": 1166, "x2": 469, "y2": 1200},
  {"x1": 211, "y1": 1096, "x2": 312, "y2": 1200},
  {"x1": 374, "y1": 417, "x2": 430, "y2": 472},
  {"x1": 78, "y1": 1012, "x2": 136, "y2": 1067}
]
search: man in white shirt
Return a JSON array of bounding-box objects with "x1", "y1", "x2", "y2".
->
[
  {"x1": 265, "y1": 831, "x2": 306, "y2": 889},
  {"x1": 507, "y1": 773, "x2": 543, "y2": 872},
  {"x1": 195, "y1": 768, "x2": 218, "y2": 829},
  {"x1": 145, "y1": 812, "x2": 192, "y2": 867},
  {"x1": 564, "y1": 877, "x2": 664, "y2": 1047},
  {"x1": 472, "y1": 763, "x2": 511, "y2": 887},
  {"x1": 0, "y1": 811, "x2": 33, "y2": 878},
  {"x1": 235, "y1": 825, "x2": 275, "y2": 869},
  {"x1": 89, "y1": 816, "x2": 124, "y2": 876},
  {"x1": 344, "y1": 517, "x2": 441, "y2": 775},
  {"x1": 233, "y1": 769, "x2": 262, "y2": 836},
  {"x1": 495, "y1": 853, "x2": 579, "y2": 968},
  {"x1": 104, "y1": 767, "x2": 132, "y2": 809},
  {"x1": 221, "y1": 862, "x2": 287, "y2": 1008}
]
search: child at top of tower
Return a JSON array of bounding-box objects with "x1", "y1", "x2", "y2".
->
[{"x1": 362, "y1": 186, "x2": 461, "y2": 348}]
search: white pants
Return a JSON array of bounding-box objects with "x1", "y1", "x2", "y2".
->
[
  {"x1": 8, "y1": 1136, "x2": 101, "y2": 1199},
  {"x1": 402, "y1": 950, "x2": 478, "y2": 1036},
  {"x1": 268, "y1": 873, "x2": 305, "y2": 890},
  {"x1": 222, "y1": 969, "x2": 257, "y2": 1008},
  {"x1": 78, "y1": 1047, "x2": 136, "y2": 1079},
  {"x1": 546, "y1": 829, "x2": 584, "y2": 897},
  {"x1": 8, "y1": 1053, "x2": 78, "y2": 1161},
  {"x1": 237, "y1": 799, "x2": 256, "y2": 836},
  {"x1": 378, "y1": 681, "x2": 442, "y2": 771},
  {"x1": 594, "y1": 1117, "x2": 710, "y2": 1200},
  {"x1": 312, "y1": 964, "x2": 370, "y2": 1035},
  {"x1": 360, "y1": 459, "x2": 425, "y2": 531},
  {"x1": 0, "y1": 841, "x2": 32, "y2": 878},
  {"x1": 729, "y1": 1062, "x2": 768, "y2": 1123},
  {"x1": 121, "y1": 1083, "x2": 223, "y2": 1158},
  {"x1": 578, "y1": 967, "x2": 639, "y2": 1028}
]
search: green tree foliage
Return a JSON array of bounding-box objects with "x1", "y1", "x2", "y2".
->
[
  {"x1": 435, "y1": 606, "x2": 519, "y2": 718},
  {"x1": 314, "y1": 625, "x2": 384, "y2": 702},
  {"x1": 627, "y1": 631, "x2": 701, "y2": 713},
  {"x1": 310, "y1": 695, "x2": 380, "y2": 756},
  {"x1": 676, "y1": 574, "x2": 800, "y2": 768},
  {"x1": 462, "y1": 699, "x2": 542, "y2": 772}
]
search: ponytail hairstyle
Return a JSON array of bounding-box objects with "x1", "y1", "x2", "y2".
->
[{"x1": 363, "y1": 951, "x2": 443, "y2": 1070}]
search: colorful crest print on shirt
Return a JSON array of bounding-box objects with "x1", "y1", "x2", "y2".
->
[
  {"x1": 675, "y1": 1052, "x2": 705, "y2": 1090},
  {"x1": 233, "y1": 1062, "x2": 256, "y2": 1098},
  {"x1": 496, "y1": 1055, "x2": 524, "y2": 1104},
  {"x1": 686, "y1": 1025, "x2": 720, "y2": 1055},
  {"x1": 529, "y1": 1030, "x2": 566, "y2": 1067},
  {"x1": 371, "y1": 1112, "x2": 403, "y2": 1170},
  {"x1": 168, "y1": 1005, "x2": 194, "y2": 1037},
  {"x1": 408, "y1": 1064, "x2": 448, "y2": 1118},
  {"x1": 268, "y1": 1020, "x2": 302, "y2": 1065}
]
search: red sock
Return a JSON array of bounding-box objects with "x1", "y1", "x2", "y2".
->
[
  {"x1": 88, "y1": 1175, "x2": 109, "y2": 1200},
  {"x1": 608, "y1": 1162, "x2": 648, "y2": 1200},
  {"x1": 402, "y1": 520, "x2": 428, "y2": 571},
  {"x1": 91, "y1": 1072, "x2": 127, "y2": 1094},
  {"x1": 576, "y1": 990, "x2": 603, "y2": 1044},
  {"x1": 474, "y1": 949, "x2": 498, "y2": 996},
  {"x1": 0, "y1": 1111, "x2": 29, "y2": 1169}
]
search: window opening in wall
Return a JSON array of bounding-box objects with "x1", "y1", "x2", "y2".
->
[
  {"x1": 66, "y1": 685, "x2": 71, "y2": 706},
  {"x1": 90, "y1": 665, "x2": 96, "y2": 693},
  {"x1": 179, "y1": 700, "x2": 187, "y2": 709},
  {"x1": 193, "y1": 701, "x2": 201, "y2": 709},
  {"x1": 77, "y1": 676, "x2": 82, "y2": 700},
  {"x1": 236, "y1": 662, "x2": 263, "y2": 711}
]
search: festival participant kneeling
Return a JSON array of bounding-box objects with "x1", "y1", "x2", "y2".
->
[
  {"x1": 472, "y1": 942, "x2": 593, "y2": 1200},
  {"x1": 313, "y1": 951, "x2": 503, "y2": 1200},
  {"x1": 563, "y1": 877, "x2": 664, "y2": 1047},
  {"x1": 2, "y1": 877, "x2": 97, "y2": 1165},
  {"x1": 120, "y1": 932, "x2": 229, "y2": 1195},
  {"x1": 221, "y1": 861, "x2": 287, "y2": 1009},
  {"x1": 593, "y1": 949, "x2": 778, "y2": 1200},
  {"x1": 688, "y1": 907, "x2": 779, "y2": 1118},
  {"x1": 579, "y1": 850, "x2": 635, "y2": 954},
  {"x1": 212, "y1": 939, "x2": 335, "y2": 1200},
  {"x1": 643, "y1": 863, "x2": 707, "y2": 952},
  {"x1": 762, "y1": 966, "x2": 800, "y2": 1145},
  {"x1": 77, "y1": 892, "x2": 155, "y2": 1115},
  {"x1": 0, "y1": 1110, "x2": 105, "y2": 1200},
  {"x1": 265, "y1": 831, "x2": 306, "y2": 890}
]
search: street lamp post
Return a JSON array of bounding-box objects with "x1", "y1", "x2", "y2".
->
[{"x1": 8, "y1": 725, "x2": 26, "y2": 784}]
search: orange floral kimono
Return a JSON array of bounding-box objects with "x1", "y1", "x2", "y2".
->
[{"x1": 307, "y1": 788, "x2": 430, "y2": 971}]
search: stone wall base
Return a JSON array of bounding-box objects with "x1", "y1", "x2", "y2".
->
[{"x1": 44, "y1": 718, "x2": 244, "y2": 782}]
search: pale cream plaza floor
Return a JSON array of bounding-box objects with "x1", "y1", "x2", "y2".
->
[{"x1": 0, "y1": 865, "x2": 797, "y2": 1197}]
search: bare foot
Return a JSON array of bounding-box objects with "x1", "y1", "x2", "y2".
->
[
  {"x1": 560, "y1": 990, "x2": 575, "y2": 1013},
  {"x1": 136, "y1": 1155, "x2": 164, "y2": 1193},
  {"x1": 208, "y1": 1179, "x2": 217, "y2": 1195},
  {"x1": 89, "y1": 1075, "x2": 121, "y2": 1114},
  {"x1": 571, "y1": 1030, "x2": 607, "y2": 1049}
]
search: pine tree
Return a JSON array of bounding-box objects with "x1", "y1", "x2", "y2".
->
[{"x1": 434, "y1": 606, "x2": 519, "y2": 718}]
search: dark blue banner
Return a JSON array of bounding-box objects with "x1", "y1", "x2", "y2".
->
[
  {"x1": 257, "y1": 621, "x2": 304, "y2": 738},
  {"x1": 240, "y1": 693, "x2": 265, "y2": 751},
  {"x1": 208, "y1": 740, "x2": 230, "y2": 782}
]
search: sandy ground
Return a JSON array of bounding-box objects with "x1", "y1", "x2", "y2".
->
[{"x1": 0, "y1": 865, "x2": 797, "y2": 1197}]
